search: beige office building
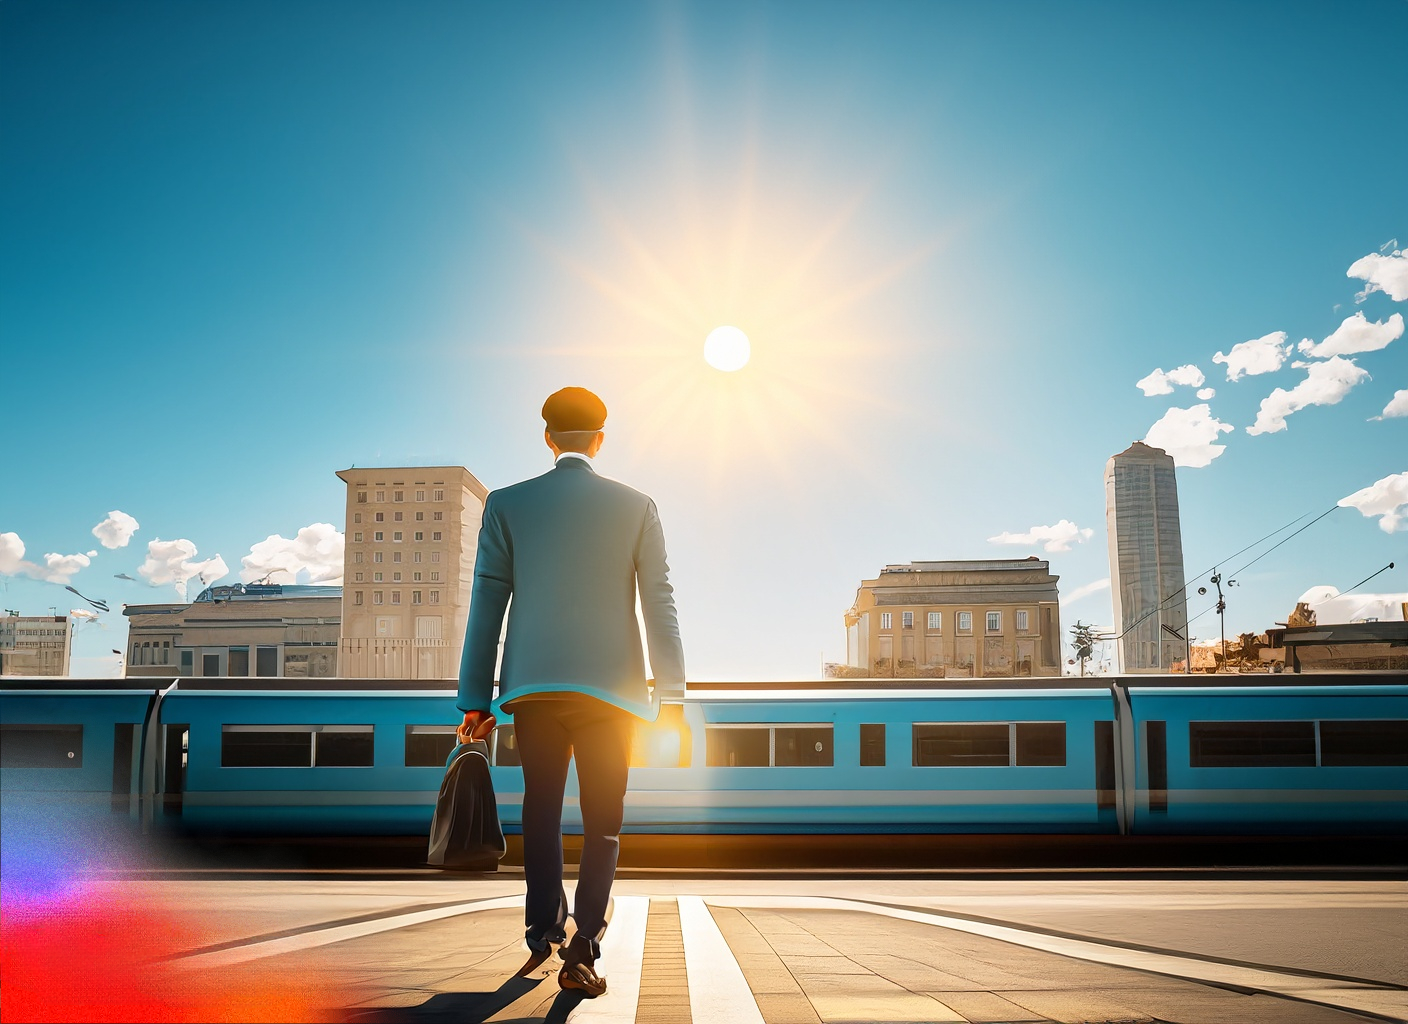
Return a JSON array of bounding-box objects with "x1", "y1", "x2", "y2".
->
[
  {"x1": 0, "y1": 615, "x2": 73, "y2": 676},
  {"x1": 336, "y1": 467, "x2": 488, "y2": 680},
  {"x1": 844, "y1": 559, "x2": 1062, "y2": 678},
  {"x1": 123, "y1": 585, "x2": 342, "y2": 678}
]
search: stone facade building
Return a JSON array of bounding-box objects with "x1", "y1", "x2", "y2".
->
[
  {"x1": 0, "y1": 614, "x2": 73, "y2": 676},
  {"x1": 1104, "y1": 441, "x2": 1190, "y2": 673},
  {"x1": 122, "y1": 584, "x2": 341, "y2": 678},
  {"x1": 843, "y1": 559, "x2": 1062, "y2": 678},
  {"x1": 336, "y1": 466, "x2": 489, "y2": 680}
]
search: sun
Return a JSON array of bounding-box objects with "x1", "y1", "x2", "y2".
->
[{"x1": 703, "y1": 326, "x2": 750, "y2": 372}]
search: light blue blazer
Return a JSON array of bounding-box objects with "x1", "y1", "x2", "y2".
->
[{"x1": 456, "y1": 457, "x2": 686, "y2": 721}]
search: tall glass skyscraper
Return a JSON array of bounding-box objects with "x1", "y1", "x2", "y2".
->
[{"x1": 1104, "y1": 442, "x2": 1190, "y2": 673}]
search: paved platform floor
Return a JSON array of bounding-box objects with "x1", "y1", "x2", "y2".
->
[{"x1": 134, "y1": 875, "x2": 1406, "y2": 1023}]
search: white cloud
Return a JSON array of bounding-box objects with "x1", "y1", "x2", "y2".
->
[
  {"x1": 0, "y1": 532, "x2": 92, "y2": 584},
  {"x1": 1372, "y1": 389, "x2": 1408, "y2": 420},
  {"x1": 1135, "y1": 364, "x2": 1205, "y2": 397},
  {"x1": 1347, "y1": 249, "x2": 1408, "y2": 302},
  {"x1": 1064, "y1": 578, "x2": 1112, "y2": 604},
  {"x1": 1338, "y1": 471, "x2": 1408, "y2": 533},
  {"x1": 91, "y1": 510, "x2": 140, "y2": 549},
  {"x1": 988, "y1": 519, "x2": 1094, "y2": 553},
  {"x1": 1297, "y1": 311, "x2": 1404, "y2": 358},
  {"x1": 1246, "y1": 356, "x2": 1371, "y2": 435},
  {"x1": 1212, "y1": 332, "x2": 1290, "y2": 381},
  {"x1": 1196, "y1": 387, "x2": 1215, "y2": 400},
  {"x1": 1142, "y1": 404, "x2": 1234, "y2": 467},
  {"x1": 138, "y1": 538, "x2": 229, "y2": 599},
  {"x1": 1298, "y1": 585, "x2": 1406, "y2": 623},
  {"x1": 240, "y1": 523, "x2": 345, "y2": 585}
]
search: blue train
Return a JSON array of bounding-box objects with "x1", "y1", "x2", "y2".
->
[{"x1": 1, "y1": 674, "x2": 1404, "y2": 837}]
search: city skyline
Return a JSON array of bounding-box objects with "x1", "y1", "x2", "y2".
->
[{"x1": 2, "y1": 2, "x2": 1405, "y2": 678}]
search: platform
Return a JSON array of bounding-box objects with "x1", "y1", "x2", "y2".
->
[{"x1": 117, "y1": 872, "x2": 1407, "y2": 1023}]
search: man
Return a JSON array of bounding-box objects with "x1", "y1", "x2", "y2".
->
[{"x1": 456, "y1": 386, "x2": 686, "y2": 998}]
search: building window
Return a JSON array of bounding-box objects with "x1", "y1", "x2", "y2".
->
[
  {"x1": 880, "y1": 612, "x2": 892, "y2": 630},
  {"x1": 429, "y1": 591, "x2": 440, "y2": 604},
  {"x1": 412, "y1": 591, "x2": 422, "y2": 605},
  {"x1": 393, "y1": 572, "x2": 402, "y2": 582},
  {"x1": 354, "y1": 591, "x2": 364, "y2": 605},
  {"x1": 374, "y1": 531, "x2": 383, "y2": 542},
  {"x1": 373, "y1": 552, "x2": 383, "y2": 563},
  {"x1": 357, "y1": 491, "x2": 367, "y2": 503},
  {"x1": 392, "y1": 531, "x2": 402, "y2": 542},
  {"x1": 986, "y1": 611, "x2": 1002, "y2": 633},
  {"x1": 354, "y1": 572, "x2": 364, "y2": 582},
  {"x1": 373, "y1": 591, "x2": 384, "y2": 605},
  {"x1": 415, "y1": 490, "x2": 426, "y2": 502},
  {"x1": 394, "y1": 511, "x2": 403, "y2": 522},
  {"x1": 430, "y1": 571, "x2": 440, "y2": 581},
  {"x1": 431, "y1": 552, "x2": 441, "y2": 563},
  {"x1": 375, "y1": 490, "x2": 385, "y2": 502},
  {"x1": 413, "y1": 572, "x2": 422, "y2": 582},
  {"x1": 391, "y1": 591, "x2": 401, "y2": 605},
  {"x1": 228, "y1": 647, "x2": 250, "y2": 676},
  {"x1": 432, "y1": 531, "x2": 442, "y2": 541},
  {"x1": 353, "y1": 512, "x2": 362, "y2": 524},
  {"x1": 1016, "y1": 609, "x2": 1030, "y2": 632},
  {"x1": 375, "y1": 512, "x2": 385, "y2": 522},
  {"x1": 392, "y1": 552, "x2": 402, "y2": 563},
  {"x1": 256, "y1": 647, "x2": 278, "y2": 677},
  {"x1": 901, "y1": 611, "x2": 913, "y2": 629},
  {"x1": 412, "y1": 551, "x2": 421, "y2": 563},
  {"x1": 393, "y1": 490, "x2": 403, "y2": 502},
  {"x1": 354, "y1": 552, "x2": 364, "y2": 563},
  {"x1": 414, "y1": 531, "x2": 424, "y2": 541},
  {"x1": 353, "y1": 532, "x2": 363, "y2": 543},
  {"x1": 957, "y1": 612, "x2": 972, "y2": 633},
  {"x1": 374, "y1": 571, "x2": 383, "y2": 582},
  {"x1": 415, "y1": 511, "x2": 425, "y2": 521},
  {"x1": 433, "y1": 511, "x2": 443, "y2": 521},
  {"x1": 928, "y1": 611, "x2": 941, "y2": 631},
  {"x1": 433, "y1": 489, "x2": 444, "y2": 501}
]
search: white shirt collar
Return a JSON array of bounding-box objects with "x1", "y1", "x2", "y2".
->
[{"x1": 556, "y1": 452, "x2": 593, "y2": 464}]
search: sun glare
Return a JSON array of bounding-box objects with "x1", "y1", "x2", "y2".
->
[{"x1": 703, "y1": 326, "x2": 750, "y2": 372}]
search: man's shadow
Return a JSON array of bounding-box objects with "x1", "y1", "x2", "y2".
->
[{"x1": 342, "y1": 976, "x2": 587, "y2": 1024}]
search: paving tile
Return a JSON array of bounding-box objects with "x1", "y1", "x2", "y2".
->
[
  {"x1": 931, "y1": 990, "x2": 1051, "y2": 1023},
  {"x1": 709, "y1": 906, "x2": 822, "y2": 1022},
  {"x1": 637, "y1": 898, "x2": 691, "y2": 1024}
]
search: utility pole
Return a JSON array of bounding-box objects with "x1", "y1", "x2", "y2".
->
[{"x1": 1199, "y1": 570, "x2": 1228, "y2": 672}]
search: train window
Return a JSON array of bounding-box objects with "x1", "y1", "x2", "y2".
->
[
  {"x1": 222, "y1": 726, "x2": 311, "y2": 767},
  {"x1": 860, "y1": 724, "x2": 886, "y2": 766},
  {"x1": 1015, "y1": 722, "x2": 1065, "y2": 766},
  {"x1": 494, "y1": 726, "x2": 522, "y2": 767},
  {"x1": 406, "y1": 725, "x2": 458, "y2": 767},
  {"x1": 913, "y1": 724, "x2": 1008, "y2": 767},
  {"x1": 1189, "y1": 721, "x2": 1315, "y2": 768},
  {"x1": 0, "y1": 724, "x2": 83, "y2": 768},
  {"x1": 1146, "y1": 721, "x2": 1168, "y2": 812},
  {"x1": 707, "y1": 727, "x2": 770, "y2": 767},
  {"x1": 1094, "y1": 721, "x2": 1116, "y2": 809},
  {"x1": 775, "y1": 727, "x2": 833, "y2": 767},
  {"x1": 1319, "y1": 720, "x2": 1408, "y2": 766},
  {"x1": 314, "y1": 726, "x2": 374, "y2": 767}
]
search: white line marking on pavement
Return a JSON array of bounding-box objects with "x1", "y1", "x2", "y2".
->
[
  {"x1": 568, "y1": 895, "x2": 650, "y2": 1023},
  {"x1": 678, "y1": 895, "x2": 766, "y2": 1024},
  {"x1": 172, "y1": 896, "x2": 526, "y2": 968},
  {"x1": 707, "y1": 896, "x2": 1408, "y2": 1023}
]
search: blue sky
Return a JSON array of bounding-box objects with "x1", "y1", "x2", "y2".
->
[{"x1": 3, "y1": 1, "x2": 1405, "y2": 678}]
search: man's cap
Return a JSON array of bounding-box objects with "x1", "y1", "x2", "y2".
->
[{"x1": 542, "y1": 387, "x2": 607, "y2": 432}]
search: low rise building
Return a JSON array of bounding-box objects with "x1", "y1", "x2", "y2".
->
[
  {"x1": 0, "y1": 615, "x2": 73, "y2": 676},
  {"x1": 122, "y1": 583, "x2": 341, "y2": 678},
  {"x1": 842, "y1": 558, "x2": 1062, "y2": 678}
]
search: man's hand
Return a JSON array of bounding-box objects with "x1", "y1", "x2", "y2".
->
[{"x1": 458, "y1": 710, "x2": 497, "y2": 744}]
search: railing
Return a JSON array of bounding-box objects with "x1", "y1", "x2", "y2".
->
[{"x1": 339, "y1": 637, "x2": 452, "y2": 680}]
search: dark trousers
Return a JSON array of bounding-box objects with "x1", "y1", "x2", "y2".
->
[{"x1": 511, "y1": 698, "x2": 632, "y2": 954}]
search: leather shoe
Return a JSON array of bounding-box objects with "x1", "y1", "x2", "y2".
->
[{"x1": 558, "y1": 959, "x2": 607, "y2": 997}]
